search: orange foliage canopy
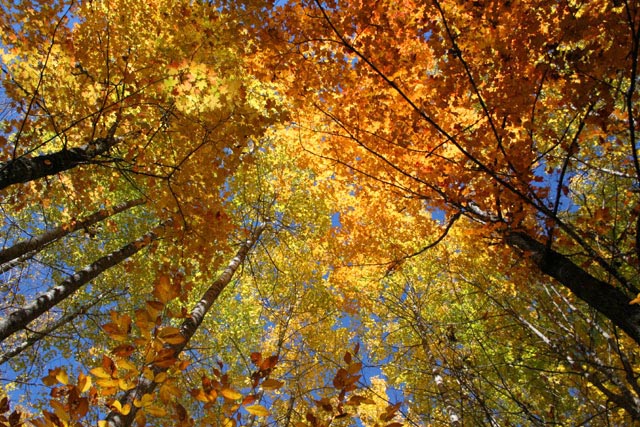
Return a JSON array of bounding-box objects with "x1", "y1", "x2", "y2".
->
[
  {"x1": 262, "y1": 0, "x2": 640, "y2": 339},
  {"x1": 2, "y1": 0, "x2": 640, "y2": 426}
]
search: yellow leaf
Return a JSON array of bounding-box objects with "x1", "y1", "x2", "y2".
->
[
  {"x1": 119, "y1": 378, "x2": 136, "y2": 391},
  {"x1": 42, "y1": 368, "x2": 70, "y2": 386},
  {"x1": 134, "y1": 393, "x2": 155, "y2": 408},
  {"x1": 630, "y1": 294, "x2": 640, "y2": 305},
  {"x1": 261, "y1": 378, "x2": 284, "y2": 390},
  {"x1": 78, "y1": 373, "x2": 92, "y2": 393},
  {"x1": 157, "y1": 326, "x2": 186, "y2": 345},
  {"x1": 221, "y1": 387, "x2": 242, "y2": 400},
  {"x1": 222, "y1": 417, "x2": 237, "y2": 427},
  {"x1": 56, "y1": 368, "x2": 69, "y2": 385},
  {"x1": 96, "y1": 378, "x2": 120, "y2": 389},
  {"x1": 90, "y1": 367, "x2": 113, "y2": 379},
  {"x1": 154, "y1": 372, "x2": 167, "y2": 383},
  {"x1": 245, "y1": 404, "x2": 270, "y2": 417},
  {"x1": 190, "y1": 388, "x2": 210, "y2": 403},
  {"x1": 50, "y1": 400, "x2": 70, "y2": 422},
  {"x1": 110, "y1": 400, "x2": 131, "y2": 415},
  {"x1": 142, "y1": 367, "x2": 155, "y2": 381},
  {"x1": 144, "y1": 405, "x2": 167, "y2": 417},
  {"x1": 116, "y1": 358, "x2": 137, "y2": 372},
  {"x1": 160, "y1": 381, "x2": 181, "y2": 402}
]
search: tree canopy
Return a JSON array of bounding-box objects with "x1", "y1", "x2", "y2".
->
[{"x1": 1, "y1": 0, "x2": 640, "y2": 426}]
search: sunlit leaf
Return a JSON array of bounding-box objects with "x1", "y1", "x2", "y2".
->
[
  {"x1": 221, "y1": 388, "x2": 242, "y2": 401},
  {"x1": 245, "y1": 404, "x2": 270, "y2": 417}
]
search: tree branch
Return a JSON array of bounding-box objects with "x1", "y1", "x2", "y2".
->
[
  {"x1": 0, "y1": 123, "x2": 119, "y2": 191},
  {"x1": 0, "y1": 224, "x2": 161, "y2": 343},
  {"x1": 0, "y1": 198, "x2": 144, "y2": 266},
  {"x1": 102, "y1": 224, "x2": 266, "y2": 427},
  {"x1": 506, "y1": 231, "x2": 640, "y2": 345}
]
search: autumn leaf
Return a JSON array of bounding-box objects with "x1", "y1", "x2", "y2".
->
[
  {"x1": 259, "y1": 355, "x2": 279, "y2": 371},
  {"x1": 78, "y1": 373, "x2": 92, "y2": 393},
  {"x1": 159, "y1": 381, "x2": 181, "y2": 402},
  {"x1": 42, "y1": 368, "x2": 68, "y2": 386},
  {"x1": 153, "y1": 274, "x2": 180, "y2": 304},
  {"x1": 144, "y1": 405, "x2": 167, "y2": 417},
  {"x1": 90, "y1": 367, "x2": 115, "y2": 379},
  {"x1": 133, "y1": 394, "x2": 155, "y2": 408},
  {"x1": 157, "y1": 326, "x2": 186, "y2": 345},
  {"x1": 245, "y1": 404, "x2": 270, "y2": 417},
  {"x1": 221, "y1": 388, "x2": 242, "y2": 401},
  {"x1": 109, "y1": 400, "x2": 131, "y2": 416},
  {"x1": 4, "y1": 1, "x2": 640, "y2": 427},
  {"x1": 261, "y1": 378, "x2": 284, "y2": 390}
]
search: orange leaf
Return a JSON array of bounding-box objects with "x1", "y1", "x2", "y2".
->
[
  {"x1": 112, "y1": 344, "x2": 136, "y2": 358},
  {"x1": 259, "y1": 355, "x2": 279, "y2": 371},
  {"x1": 242, "y1": 395, "x2": 257, "y2": 405},
  {"x1": 153, "y1": 350, "x2": 177, "y2": 368},
  {"x1": 153, "y1": 274, "x2": 179, "y2": 304},
  {"x1": 347, "y1": 362, "x2": 362, "y2": 375},
  {"x1": 250, "y1": 352, "x2": 262, "y2": 365},
  {"x1": 157, "y1": 326, "x2": 186, "y2": 345}
]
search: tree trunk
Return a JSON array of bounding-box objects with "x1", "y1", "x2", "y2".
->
[
  {"x1": 0, "y1": 131, "x2": 119, "y2": 190},
  {"x1": 0, "y1": 198, "x2": 144, "y2": 267},
  {"x1": 505, "y1": 231, "x2": 640, "y2": 345},
  {"x1": 0, "y1": 225, "x2": 161, "y2": 343},
  {"x1": 0, "y1": 288, "x2": 122, "y2": 365},
  {"x1": 102, "y1": 225, "x2": 266, "y2": 427}
]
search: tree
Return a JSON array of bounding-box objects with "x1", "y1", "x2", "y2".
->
[
  {"x1": 3, "y1": 0, "x2": 640, "y2": 426},
  {"x1": 359, "y1": 227, "x2": 640, "y2": 424},
  {"x1": 264, "y1": 0, "x2": 640, "y2": 341},
  {"x1": 0, "y1": 198, "x2": 144, "y2": 268},
  {"x1": 0, "y1": 0, "x2": 286, "y2": 425},
  {"x1": 101, "y1": 224, "x2": 265, "y2": 427}
]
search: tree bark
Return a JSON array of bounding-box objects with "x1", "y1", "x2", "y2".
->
[
  {"x1": 0, "y1": 132, "x2": 119, "y2": 190},
  {"x1": 0, "y1": 198, "x2": 145, "y2": 267},
  {"x1": 102, "y1": 225, "x2": 266, "y2": 427},
  {"x1": 0, "y1": 288, "x2": 121, "y2": 365},
  {"x1": 0, "y1": 226, "x2": 160, "y2": 343},
  {"x1": 505, "y1": 231, "x2": 640, "y2": 345}
]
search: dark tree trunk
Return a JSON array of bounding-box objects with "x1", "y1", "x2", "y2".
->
[
  {"x1": 0, "y1": 226, "x2": 160, "y2": 343},
  {"x1": 0, "y1": 133, "x2": 119, "y2": 190},
  {"x1": 0, "y1": 198, "x2": 145, "y2": 266},
  {"x1": 506, "y1": 231, "x2": 640, "y2": 345},
  {"x1": 0, "y1": 288, "x2": 119, "y2": 365}
]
